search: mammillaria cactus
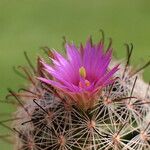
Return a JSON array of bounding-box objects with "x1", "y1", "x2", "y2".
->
[{"x1": 1, "y1": 34, "x2": 150, "y2": 150}]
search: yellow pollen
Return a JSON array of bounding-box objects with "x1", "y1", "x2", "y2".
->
[
  {"x1": 85, "y1": 80, "x2": 90, "y2": 87},
  {"x1": 79, "y1": 80, "x2": 91, "y2": 88},
  {"x1": 79, "y1": 66, "x2": 86, "y2": 78}
]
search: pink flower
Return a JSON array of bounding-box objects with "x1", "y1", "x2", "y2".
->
[{"x1": 39, "y1": 38, "x2": 119, "y2": 110}]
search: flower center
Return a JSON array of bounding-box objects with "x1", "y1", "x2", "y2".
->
[{"x1": 79, "y1": 66, "x2": 91, "y2": 88}]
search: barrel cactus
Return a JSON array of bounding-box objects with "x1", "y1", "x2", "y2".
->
[{"x1": 3, "y1": 34, "x2": 150, "y2": 150}]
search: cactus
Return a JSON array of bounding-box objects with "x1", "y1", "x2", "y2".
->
[{"x1": 1, "y1": 35, "x2": 150, "y2": 150}]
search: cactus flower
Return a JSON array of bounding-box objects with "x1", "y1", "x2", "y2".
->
[{"x1": 39, "y1": 38, "x2": 119, "y2": 109}]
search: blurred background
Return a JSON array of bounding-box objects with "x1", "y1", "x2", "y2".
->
[{"x1": 0, "y1": 0, "x2": 150, "y2": 149}]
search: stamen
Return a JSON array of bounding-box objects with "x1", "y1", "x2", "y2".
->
[
  {"x1": 79, "y1": 67, "x2": 91, "y2": 88},
  {"x1": 79, "y1": 80, "x2": 91, "y2": 88},
  {"x1": 85, "y1": 80, "x2": 90, "y2": 87}
]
